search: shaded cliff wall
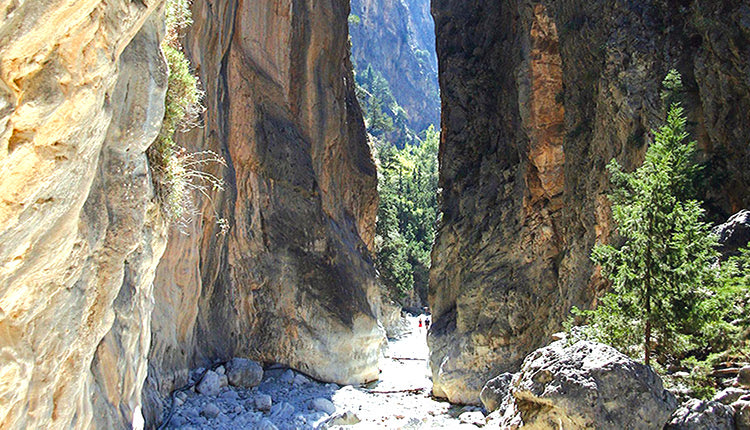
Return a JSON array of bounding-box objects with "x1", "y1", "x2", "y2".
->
[
  {"x1": 429, "y1": 0, "x2": 750, "y2": 404},
  {"x1": 0, "y1": 1, "x2": 167, "y2": 429},
  {"x1": 350, "y1": 0, "x2": 440, "y2": 132},
  {"x1": 144, "y1": 0, "x2": 382, "y2": 422}
]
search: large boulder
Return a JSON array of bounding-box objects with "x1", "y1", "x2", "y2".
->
[
  {"x1": 226, "y1": 358, "x2": 263, "y2": 389},
  {"x1": 714, "y1": 210, "x2": 750, "y2": 259},
  {"x1": 665, "y1": 399, "x2": 735, "y2": 429},
  {"x1": 480, "y1": 373, "x2": 515, "y2": 413},
  {"x1": 495, "y1": 340, "x2": 677, "y2": 429}
]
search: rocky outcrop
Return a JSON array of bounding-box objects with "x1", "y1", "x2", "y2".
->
[
  {"x1": 665, "y1": 399, "x2": 735, "y2": 430},
  {"x1": 714, "y1": 210, "x2": 750, "y2": 259},
  {"x1": 0, "y1": 1, "x2": 167, "y2": 428},
  {"x1": 489, "y1": 340, "x2": 677, "y2": 429},
  {"x1": 144, "y1": 0, "x2": 383, "y2": 424},
  {"x1": 349, "y1": 0, "x2": 439, "y2": 132},
  {"x1": 429, "y1": 0, "x2": 750, "y2": 403}
]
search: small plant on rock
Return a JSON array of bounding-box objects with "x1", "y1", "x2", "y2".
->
[{"x1": 148, "y1": 0, "x2": 227, "y2": 231}]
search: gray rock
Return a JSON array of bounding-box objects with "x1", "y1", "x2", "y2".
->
[
  {"x1": 738, "y1": 366, "x2": 750, "y2": 388},
  {"x1": 480, "y1": 372, "x2": 514, "y2": 412},
  {"x1": 270, "y1": 401, "x2": 296, "y2": 418},
  {"x1": 256, "y1": 418, "x2": 279, "y2": 430},
  {"x1": 219, "y1": 389, "x2": 239, "y2": 401},
  {"x1": 734, "y1": 400, "x2": 750, "y2": 430},
  {"x1": 498, "y1": 340, "x2": 677, "y2": 429},
  {"x1": 665, "y1": 399, "x2": 735, "y2": 429},
  {"x1": 310, "y1": 397, "x2": 336, "y2": 415},
  {"x1": 279, "y1": 369, "x2": 296, "y2": 384},
  {"x1": 320, "y1": 410, "x2": 361, "y2": 427},
  {"x1": 196, "y1": 370, "x2": 223, "y2": 396},
  {"x1": 200, "y1": 402, "x2": 221, "y2": 419},
  {"x1": 714, "y1": 210, "x2": 750, "y2": 259},
  {"x1": 216, "y1": 365, "x2": 226, "y2": 375},
  {"x1": 714, "y1": 387, "x2": 748, "y2": 405},
  {"x1": 293, "y1": 373, "x2": 311, "y2": 386},
  {"x1": 255, "y1": 394, "x2": 273, "y2": 411},
  {"x1": 226, "y1": 358, "x2": 264, "y2": 388}
]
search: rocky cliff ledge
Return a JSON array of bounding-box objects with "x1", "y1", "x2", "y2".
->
[
  {"x1": 144, "y1": 0, "x2": 383, "y2": 424},
  {"x1": 429, "y1": 0, "x2": 750, "y2": 404},
  {"x1": 0, "y1": 1, "x2": 167, "y2": 428}
]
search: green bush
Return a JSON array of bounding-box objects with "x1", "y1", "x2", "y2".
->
[{"x1": 148, "y1": 0, "x2": 226, "y2": 230}]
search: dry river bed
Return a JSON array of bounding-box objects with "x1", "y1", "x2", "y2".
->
[{"x1": 162, "y1": 316, "x2": 486, "y2": 429}]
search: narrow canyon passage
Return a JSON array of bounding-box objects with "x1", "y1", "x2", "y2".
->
[{"x1": 162, "y1": 315, "x2": 483, "y2": 429}]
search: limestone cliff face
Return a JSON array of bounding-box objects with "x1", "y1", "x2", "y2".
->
[
  {"x1": 350, "y1": 0, "x2": 440, "y2": 132},
  {"x1": 144, "y1": 0, "x2": 382, "y2": 422},
  {"x1": 429, "y1": 0, "x2": 750, "y2": 404},
  {"x1": 0, "y1": 1, "x2": 167, "y2": 429}
]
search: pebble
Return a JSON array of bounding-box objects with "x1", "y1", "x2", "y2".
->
[
  {"x1": 255, "y1": 394, "x2": 273, "y2": 411},
  {"x1": 279, "y1": 369, "x2": 295, "y2": 384},
  {"x1": 294, "y1": 373, "x2": 310, "y2": 386},
  {"x1": 201, "y1": 402, "x2": 221, "y2": 419}
]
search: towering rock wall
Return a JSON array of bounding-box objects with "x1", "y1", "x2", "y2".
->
[
  {"x1": 0, "y1": 1, "x2": 168, "y2": 428},
  {"x1": 144, "y1": 0, "x2": 383, "y2": 423},
  {"x1": 429, "y1": 0, "x2": 750, "y2": 404},
  {"x1": 349, "y1": 0, "x2": 440, "y2": 133}
]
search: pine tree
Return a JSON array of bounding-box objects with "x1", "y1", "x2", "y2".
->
[{"x1": 587, "y1": 72, "x2": 720, "y2": 365}]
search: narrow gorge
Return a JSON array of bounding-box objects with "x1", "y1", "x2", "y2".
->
[{"x1": 0, "y1": 0, "x2": 748, "y2": 429}]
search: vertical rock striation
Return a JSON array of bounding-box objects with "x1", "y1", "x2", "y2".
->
[
  {"x1": 0, "y1": 1, "x2": 167, "y2": 428},
  {"x1": 145, "y1": 0, "x2": 382, "y2": 423},
  {"x1": 429, "y1": 0, "x2": 750, "y2": 404}
]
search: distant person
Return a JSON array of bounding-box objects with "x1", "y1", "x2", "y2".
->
[
  {"x1": 425, "y1": 317, "x2": 430, "y2": 330},
  {"x1": 418, "y1": 318, "x2": 423, "y2": 328}
]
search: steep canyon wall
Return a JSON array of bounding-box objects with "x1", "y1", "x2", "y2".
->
[
  {"x1": 429, "y1": 0, "x2": 750, "y2": 404},
  {"x1": 0, "y1": 0, "x2": 381, "y2": 428},
  {"x1": 144, "y1": 0, "x2": 383, "y2": 424},
  {"x1": 0, "y1": 1, "x2": 168, "y2": 428}
]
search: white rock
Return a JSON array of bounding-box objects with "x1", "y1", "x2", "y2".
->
[
  {"x1": 216, "y1": 365, "x2": 226, "y2": 375},
  {"x1": 310, "y1": 397, "x2": 336, "y2": 415},
  {"x1": 714, "y1": 387, "x2": 749, "y2": 405},
  {"x1": 320, "y1": 410, "x2": 360, "y2": 428},
  {"x1": 665, "y1": 399, "x2": 735, "y2": 429}
]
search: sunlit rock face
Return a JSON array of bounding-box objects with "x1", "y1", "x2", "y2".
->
[
  {"x1": 144, "y1": 0, "x2": 383, "y2": 424},
  {"x1": 0, "y1": 1, "x2": 167, "y2": 429},
  {"x1": 349, "y1": 0, "x2": 440, "y2": 133},
  {"x1": 429, "y1": 0, "x2": 750, "y2": 404}
]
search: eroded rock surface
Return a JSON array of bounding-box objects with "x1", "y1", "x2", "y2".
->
[
  {"x1": 429, "y1": 0, "x2": 750, "y2": 403},
  {"x1": 493, "y1": 340, "x2": 677, "y2": 429},
  {"x1": 665, "y1": 399, "x2": 735, "y2": 430},
  {"x1": 0, "y1": 1, "x2": 167, "y2": 429},
  {"x1": 144, "y1": 0, "x2": 383, "y2": 424}
]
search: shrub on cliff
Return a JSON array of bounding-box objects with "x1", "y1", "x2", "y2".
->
[{"x1": 148, "y1": 0, "x2": 226, "y2": 230}]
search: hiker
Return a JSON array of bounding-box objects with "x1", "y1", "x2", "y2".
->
[
  {"x1": 425, "y1": 317, "x2": 430, "y2": 330},
  {"x1": 418, "y1": 317, "x2": 423, "y2": 328}
]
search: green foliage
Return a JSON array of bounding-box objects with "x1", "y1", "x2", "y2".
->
[
  {"x1": 374, "y1": 126, "x2": 439, "y2": 303},
  {"x1": 581, "y1": 72, "x2": 724, "y2": 366},
  {"x1": 348, "y1": 14, "x2": 361, "y2": 26},
  {"x1": 148, "y1": 0, "x2": 226, "y2": 230},
  {"x1": 355, "y1": 63, "x2": 418, "y2": 145}
]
